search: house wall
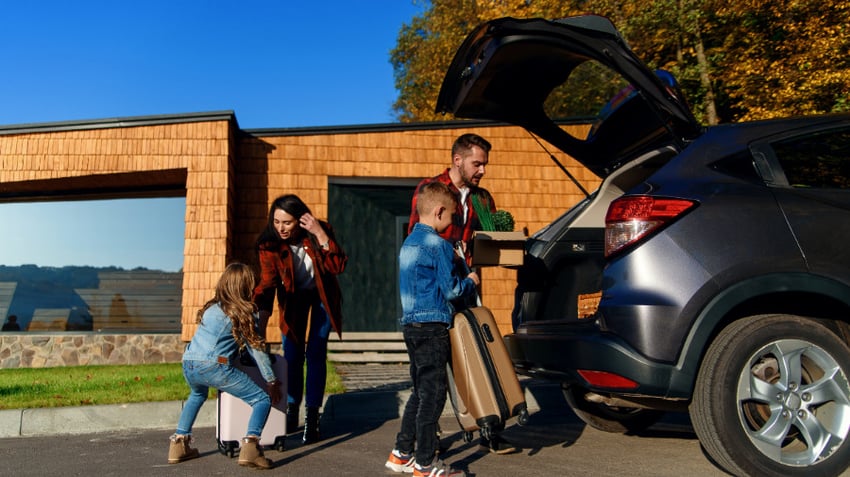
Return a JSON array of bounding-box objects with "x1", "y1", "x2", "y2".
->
[
  {"x1": 231, "y1": 123, "x2": 598, "y2": 339},
  {"x1": 0, "y1": 114, "x2": 235, "y2": 343},
  {"x1": 0, "y1": 114, "x2": 598, "y2": 353}
]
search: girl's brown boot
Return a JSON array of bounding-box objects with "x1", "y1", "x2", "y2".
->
[
  {"x1": 238, "y1": 436, "x2": 272, "y2": 469},
  {"x1": 167, "y1": 434, "x2": 199, "y2": 464}
]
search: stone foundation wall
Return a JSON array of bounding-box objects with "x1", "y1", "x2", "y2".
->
[{"x1": 0, "y1": 333, "x2": 188, "y2": 369}]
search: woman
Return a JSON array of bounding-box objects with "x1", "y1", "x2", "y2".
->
[
  {"x1": 253, "y1": 194, "x2": 347, "y2": 444},
  {"x1": 169, "y1": 262, "x2": 281, "y2": 469}
]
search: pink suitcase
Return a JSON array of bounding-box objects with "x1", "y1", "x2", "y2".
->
[{"x1": 216, "y1": 353, "x2": 288, "y2": 456}]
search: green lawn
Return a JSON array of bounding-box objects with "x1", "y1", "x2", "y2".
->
[{"x1": 0, "y1": 361, "x2": 344, "y2": 410}]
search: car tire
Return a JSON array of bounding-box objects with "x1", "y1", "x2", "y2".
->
[
  {"x1": 690, "y1": 314, "x2": 850, "y2": 477},
  {"x1": 561, "y1": 383, "x2": 665, "y2": 433}
]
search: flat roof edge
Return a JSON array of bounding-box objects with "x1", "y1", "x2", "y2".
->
[
  {"x1": 242, "y1": 117, "x2": 594, "y2": 137},
  {"x1": 0, "y1": 111, "x2": 237, "y2": 136}
]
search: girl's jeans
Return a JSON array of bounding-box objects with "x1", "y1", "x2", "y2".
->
[
  {"x1": 284, "y1": 295, "x2": 332, "y2": 408},
  {"x1": 175, "y1": 360, "x2": 271, "y2": 437},
  {"x1": 395, "y1": 322, "x2": 450, "y2": 467}
]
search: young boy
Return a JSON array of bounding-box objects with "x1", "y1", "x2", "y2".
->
[{"x1": 385, "y1": 182, "x2": 479, "y2": 477}]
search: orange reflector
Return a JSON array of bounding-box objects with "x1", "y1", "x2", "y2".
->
[{"x1": 577, "y1": 370, "x2": 639, "y2": 389}]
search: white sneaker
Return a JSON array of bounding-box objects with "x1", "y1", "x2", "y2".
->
[{"x1": 385, "y1": 448, "x2": 416, "y2": 473}]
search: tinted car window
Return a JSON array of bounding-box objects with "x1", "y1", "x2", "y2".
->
[
  {"x1": 772, "y1": 128, "x2": 850, "y2": 189},
  {"x1": 710, "y1": 151, "x2": 763, "y2": 183}
]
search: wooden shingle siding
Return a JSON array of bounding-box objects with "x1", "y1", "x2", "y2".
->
[
  {"x1": 233, "y1": 123, "x2": 598, "y2": 337},
  {"x1": 0, "y1": 114, "x2": 597, "y2": 342}
]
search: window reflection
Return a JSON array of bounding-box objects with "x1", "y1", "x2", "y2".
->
[{"x1": 0, "y1": 198, "x2": 184, "y2": 333}]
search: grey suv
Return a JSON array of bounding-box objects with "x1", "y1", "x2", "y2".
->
[{"x1": 436, "y1": 15, "x2": 850, "y2": 477}]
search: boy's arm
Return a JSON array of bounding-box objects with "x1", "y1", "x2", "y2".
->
[{"x1": 437, "y1": 241, "x2": 478, "y2": 301}]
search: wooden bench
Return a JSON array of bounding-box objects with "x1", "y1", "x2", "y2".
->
[{"x1": 327, "y1": 332, "x2": 408, "y2": 363}]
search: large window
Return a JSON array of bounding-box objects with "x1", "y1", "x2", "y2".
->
[{"x1": 0, "y1": 198, "x2": 185, "y2": 332}]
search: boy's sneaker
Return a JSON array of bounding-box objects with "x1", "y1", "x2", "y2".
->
[
  {"x1": 385, "y1": 448, "x2": 416, "y2": 473},
  {"x1": 413, "y1": 459, "x2": 466, "y2": 477}
]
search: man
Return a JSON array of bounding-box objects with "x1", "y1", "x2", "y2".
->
[
  {"x1": 408, "y1": 133, "x2": 518, "y2": 455},
  {"x1": 408, "y1": 133, "x2": 496, "y2": 259}
]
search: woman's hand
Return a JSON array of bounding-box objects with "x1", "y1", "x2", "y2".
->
[{"x1": 299, "y1": 213, "x2": 329, "y2": 245}]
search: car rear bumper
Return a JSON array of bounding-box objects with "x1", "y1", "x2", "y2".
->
[{"x1": 504, "y1": 324, "x2": 691, "y2": 399}]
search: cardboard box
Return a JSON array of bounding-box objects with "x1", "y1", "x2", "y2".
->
[{"x1": 471, "y1": 231, "x2": 527, "y2": 267}]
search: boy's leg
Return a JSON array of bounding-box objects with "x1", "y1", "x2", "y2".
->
[
  {"x1": 407, "y1": 323, "x2": 450, "y2": 467},
  {"x1": 395, "y1": 327, "x2": 421, "y2": 454}
]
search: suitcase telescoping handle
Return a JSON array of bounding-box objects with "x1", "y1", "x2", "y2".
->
[{"x1": 455, "y1": 242, "x2": 482, "y2": 307}]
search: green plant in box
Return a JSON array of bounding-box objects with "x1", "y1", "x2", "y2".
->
[{"x1": 492, "y1": 210, "x2": 515, "y2": 232}]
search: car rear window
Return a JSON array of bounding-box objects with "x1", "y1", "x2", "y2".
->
[{"x1": 772, "y1": 128, "x2": 850, "y2": 189}]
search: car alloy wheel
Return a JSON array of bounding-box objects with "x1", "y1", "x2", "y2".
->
[{"x1": 691, "y1": 314, "x2": 850, "y2": 477}]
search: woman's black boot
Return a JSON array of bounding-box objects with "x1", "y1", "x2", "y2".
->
[
  {"x1": 286, "y1": 403, "x2": 299, "y2": 434},
  {"x1": 302, "y1": 406, "x2": 320, "y2": 444}
]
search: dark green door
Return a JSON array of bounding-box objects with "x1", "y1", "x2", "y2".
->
[{"x1": 328, "y1": 180, "x2": 418, "y2": 332}]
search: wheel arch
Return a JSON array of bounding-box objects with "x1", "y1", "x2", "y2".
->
[{"x1": 668, "y1": 272, "x2": 850, "y2": 396}]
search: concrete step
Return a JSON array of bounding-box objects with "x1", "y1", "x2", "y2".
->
[{"x1": 328, "y1": 332, "x2": 408, "y2": 364}]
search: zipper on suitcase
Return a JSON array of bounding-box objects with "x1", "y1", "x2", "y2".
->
[{"x1": 460, "y1": 308, "x2": 510, "y2": 421}]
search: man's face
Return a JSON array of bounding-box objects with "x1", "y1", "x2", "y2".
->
[{"x1": 455, "y1": 145, "x2": 488, "y2": 187}]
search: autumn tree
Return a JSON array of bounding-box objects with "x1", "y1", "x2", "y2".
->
[
  {"x1": 392, "y1": 0, "x2": 850, "y2": 124},
  {"x1": 390, "y1": 0, "x2": 582, "y2": 122},
  {"x1": 712, "y1": 0, "x2": 850, "y2": 121}
]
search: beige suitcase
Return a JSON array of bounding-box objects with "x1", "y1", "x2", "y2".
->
[{"x1": 448, "y1": 306, "x2": 529, "y2": 440}]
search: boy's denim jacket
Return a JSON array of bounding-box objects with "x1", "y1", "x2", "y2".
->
[
  {"x1": 182, "y1": 303, "x2": 276, "y2": 383},
  {"x1": 399, "y1": 223, "x2": 477, "y2": 326}
]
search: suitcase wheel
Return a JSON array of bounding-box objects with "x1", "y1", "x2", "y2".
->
[
  {"x1": 273, "y1": 436, "x2": 286, "y2": 452},
  {"x1": 517, "y1": 408, "x2": 530, "y2": 426},
  {"x1": 462, "y1": 431, "x2": 474, "y2": 443},
  {"x1": 217, "y1": 439, "x2": 238, "y2": 458}
]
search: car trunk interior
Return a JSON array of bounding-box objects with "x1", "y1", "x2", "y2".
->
[{"x1": 516, "y1": 146, "x2": 680, "y2": 325}]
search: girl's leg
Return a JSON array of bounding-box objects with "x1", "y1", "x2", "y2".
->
[
  {"x1": 215, "y1": 365, "x2": 272, "y2": 438},
  {"x1": 175, "y1": 361, "x2": 210, "y2": 436}
]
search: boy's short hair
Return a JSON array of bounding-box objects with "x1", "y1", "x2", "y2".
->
[{"x1": 416, "y1": 182, "x2": 457, "y2": 216}]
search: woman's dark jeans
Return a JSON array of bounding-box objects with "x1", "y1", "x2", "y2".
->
[{"x1": 395, "y1": 322, "x2": 450, "y2": 467}]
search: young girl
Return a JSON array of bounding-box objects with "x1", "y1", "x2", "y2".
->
[
  {"x1": 168, "y1": 262, "x2": 282, "y2": 469},
  {"x1": 253, "y1": 194, "x2": 347, "y2": 445}
]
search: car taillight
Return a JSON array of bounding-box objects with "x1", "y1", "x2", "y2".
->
[
  {"x1": 604, "y1": 196, "x2": 696, "y2": 257},
  {"x1": 577, "y1": 370, "x2": 639, "y2": 389}
]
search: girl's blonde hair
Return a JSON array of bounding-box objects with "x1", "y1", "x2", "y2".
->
[{"x1": 196, "y1": 262, "x2": 265, "y2": 350}]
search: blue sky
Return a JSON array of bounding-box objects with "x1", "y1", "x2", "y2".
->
[{"x1": 0, "y1": 1, "x2": 424, "y2": 272}]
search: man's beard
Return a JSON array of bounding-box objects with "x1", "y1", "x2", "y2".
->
[{"x1": 461, "y1": 169, "x2": 481, "y2": 187}]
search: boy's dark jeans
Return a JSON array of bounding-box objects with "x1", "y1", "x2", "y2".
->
[{"x1": 396, "y1": 322, "x2": 450, "y2": 467}]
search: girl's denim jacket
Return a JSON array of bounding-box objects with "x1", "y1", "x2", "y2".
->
[
  {"x1": 182, "y1": 303, "x2": 276, "y2": 383},
  {"x1": 399, "y1": 223, "x2": 477, "y2": 326}
]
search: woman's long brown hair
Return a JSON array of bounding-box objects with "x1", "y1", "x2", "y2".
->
[{"x1": 196, "y1": 262, "x2": 265, "y2": 350}]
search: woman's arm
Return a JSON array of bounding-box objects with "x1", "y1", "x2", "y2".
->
[{"x1": 253, "y1": 247, "x2": 281, "y2": 312}]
